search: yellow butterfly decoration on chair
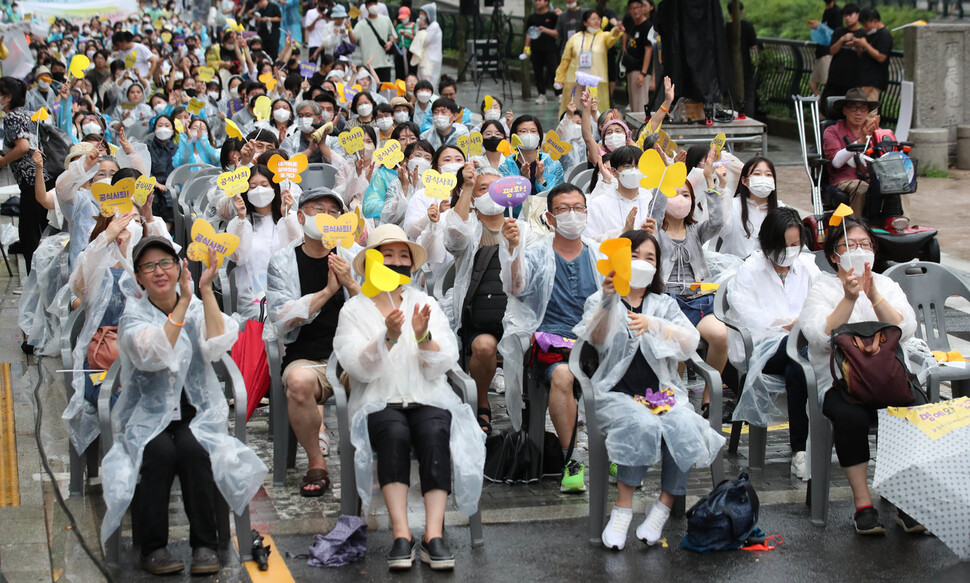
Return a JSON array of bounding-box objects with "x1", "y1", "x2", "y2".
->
[
  {"x1": 638, "y1": 149, "x2": 687, "y2": 198},
  {"x1": 361, "y1": 249, "x2": 411, "y2": 298},
  {"x1": 596, "y1": 238, "x2": 633, "y2": 296}
]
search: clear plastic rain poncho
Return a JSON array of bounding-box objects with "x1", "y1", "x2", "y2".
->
[
  {"x1": 441, "y1": 208, "x2": 537, "y2": 333},
  {"x1": 728, "y1": 252, "x2": 820, "y2": 428},
  {"x1": 17, "y1": 232, "x2": 70, "y2": 355},
  {"x1": 62, "y1": 232, "x2": 141, "y2": 454},
  {"x1": 573, "y1": 290, "x2": 725, "y2": 470},
  {"x1": 497, "y1": 234, "x2": 604, "y2": 430},
  {"x1": 100, "y1": 292, "x2": 267, "y2": 548},
  {"x1": 227, "y1": 213, "x2": 302, "y2": 320},
  {"x1": 264, "y1": 237, "x2": 360, "y2": 343},
  {"x1": 799, "y1": 272, "x2": 937, "y2": 403},
  {"x1": 332, "y1": 287, "x2": 485, "y2": 517},
  {"x1": 361, "y1": 166, "x2": 402, "y2": 222}
]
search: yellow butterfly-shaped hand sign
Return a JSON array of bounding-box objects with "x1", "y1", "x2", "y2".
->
[
  {"x1": 422, "y1": 169, "x2": 457, "y2": 199},
  {"x1": 349, "y1": 5, "x2": 361, "y2": 18},
  {"x1": 161, "y1": 31, "x2": 173, "y2": 44},
  {"x1": 225, "y1": 120, "x2": 243, "y2": 140},
  {"x1": 689, "y1": 282, "x2": 720, "y2": 293},
  {"x1": 361, "y1": 248, "x2": 411, "y2": 298},
  {"x1": 829, "y1": 203, "x2": 853, "y2": 226},
  {"x1": 124, "y1": 51, "x2": 137, "y2": 70},
  {"x1": 197, "y1": 66, "x2": 216, "y2": 82},
  {"x1": 638, "y1": 149, "x2": 687, "y2": 198},
  {"x1": 338, "y1": 126, "x2": 366, "y2": 155},
  {"x1": 458, "y1": 132, "x2": 484, "y2": 158},
  {"x1": 187, "y1": 218, "x2": 240, "y2": 268},
  {"x1": 510, "y1": 134, "x2": 523, "y2": 153},
  {"x1": 30, "y1": 107, "x2": 49, "y2": 122},
  {"x1": 354, "y1": 206, "x2": 366, "y2": 242},
  {"x1": 253, "y1": 95, "x2": 272, "y2": 122},
  {"x1": 655, "y1": 129, "x2": 677, "y2": 157},
  {"x1": 268, "y1": 153, "x2": 308, "y2": 183},
  {"x1": 174, "y1": 118, "x2": 185, "y2": 134},
  {"x1": 373, "y1": 139, "x2": 404, "y2": 170},
  {"x1": 314, "y1": 212, "x2": 358, "y2": 249},
  {"x1": 334, "y1": 82, "x2": 347, "y2": 104},
  {"x1": 93, "y1": 178, "x2": 135, "y2": 217},
  {"x1": 380, "y1": 80, "x2": 406, "y2": 96},
  {"x1": 496, "y1": 139, "x2": 514, "y2": 157},
  {"x1": 542, "y1": 130, "x2": 572, "y2": 161},
  {"x1": 132, "y1": 175, "x2": 157, "y2": 206},
  {"x1": 69, "y1": 54, "x2": 90, "y2": 79},
  {"x1": 483, "y1": 95, "x2": 494, "y2": 112},
  {"x1": 217, "y1": 166, "x2": 251, "y2": 197},
  {"x1": 187, "y1": 98, "x2": 206, "y2": 115},
  {"x1": 258, "y1": 72, "x2": 278, "y2": 92},
  {"x1": 596, "y1": 238, "x2": 632, "y2": 296},
  {"x1": 710, "y1": 132, "x2": 726, "y2": 160}
]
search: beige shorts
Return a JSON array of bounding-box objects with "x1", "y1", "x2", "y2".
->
[
  {"x1": 810, "y1": 55, "x2": 832, "y2": 86},
  {"x1": 282, "y1": 358, "x2": 335, "y2": 405}
]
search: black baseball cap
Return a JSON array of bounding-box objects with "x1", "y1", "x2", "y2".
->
[{"x1": 131, "y1": 235, "x2": 178, "y2": 268}]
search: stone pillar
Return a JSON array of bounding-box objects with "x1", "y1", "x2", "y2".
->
[
  {"x1": 909, "y1": 128, "x2": 949, "y2": 174},
  {"x1": 904, "y1": 23, "x2": 970, "y2": 163},
  {"x1": 957, "y1": 126, "x2": 970, "y2": 170}
]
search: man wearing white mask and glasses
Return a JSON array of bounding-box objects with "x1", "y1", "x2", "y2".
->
[{"x1": 499, "y1": 183, "x2": 602, "y2": 494}]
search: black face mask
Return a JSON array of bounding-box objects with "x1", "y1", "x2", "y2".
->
[
  {"x1": 52, "y1": 71, "x2": 66, "y2": 83},
  {"x1": 184, "y1": 88, "x2": 197, "y2": 98},
  {"x1": 483, "y1": 136, "x2": 502, "y2": 152},
  {"x1": 387, "y1": 264, "x2": 412, "y2": 277}
]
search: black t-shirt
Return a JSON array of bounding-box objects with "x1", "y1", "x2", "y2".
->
[
  {"x1": 859, "y1": 27, "x2": 892, "y2": 91},
  {"x1": 624, "y1": 17, "x2": 653, "y2": 73},
  {"x1": 555, "y1": 8, "x2": 585, "y2": 54},
  {"x1": 610, "y1": 301, "x2": 660, "y2": 398},
  {"x1": 281, "y1": 246, "x2": 345, "y2": 368},
  {"x1": 827, "y1": 26, "x2": 867, "y2": 88},
  {"x1": 465, "y1": 245, "x2": 507, "y2": 335},
  {"x1": 526, "y1": 11, "x2": 559, "y2": 54},
  {"x1": 726, "y1": 19, "x2": 759, "y2": 81},
  {"x1": 815, "y1": 3, "x2": 843, "y2": 58}
]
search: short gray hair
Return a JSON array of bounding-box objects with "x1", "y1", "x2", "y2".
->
[{"x1": 295, "y1": 100, "x2": 321, "y2": 116}]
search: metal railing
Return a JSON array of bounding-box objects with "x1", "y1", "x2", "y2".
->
[{"x1": 754, "y1": 37, "x2": 905, "y2": 129}]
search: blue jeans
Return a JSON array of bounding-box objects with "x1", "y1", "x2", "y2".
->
[{"x1": 615, "y1": 440, "x2": 689, "y2": 495}]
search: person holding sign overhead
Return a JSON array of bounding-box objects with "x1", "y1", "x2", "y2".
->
[
  {"x1": 333, "y1": 224, "x2": 484, "y2": 571},
  {"x1": 265, "y1": 188, "x2": 361, "y2": 497},
  {"x1": 554, "y1": 10, "x2": 624, "y2": 117}
]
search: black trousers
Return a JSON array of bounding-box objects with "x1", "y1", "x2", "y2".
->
[
  {"x1": 530, "y1": 46, "x2": 558, "y2": 96},
  {"x1": 822, "y1": 386, "x2": 927, "y2": 467},
  {"x1": 374, "y1": 66, "x2": 393, "y2": 83},
  {"x1": 17, "y1": 176, "x2": 53, "y2": 273},
  {"x1": 136, "y1": 410, "x2": 218, "y2": 556},
  {"x1": 761, "y1": 336, "x2": 809, "y2": 452},
  {"x1": 367, "y1": 405, "x2": 452, "y2": 495}
]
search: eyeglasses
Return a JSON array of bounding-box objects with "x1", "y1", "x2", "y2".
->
[
  {"x1": 303, "y1": 205, "x2": 341, "y2": 217},
  {"x1": 838, "y1": 239, "x2": 873, "y2": 251},
  {"x1": 843, "y1": 103, "x2": 869, "y2": 113},
  {"x1": 138, "y1": 257, "x2": 177, "y2": 273},
  {"x1": 552, "y1": 205, "x2": 587, "y2": 215}
]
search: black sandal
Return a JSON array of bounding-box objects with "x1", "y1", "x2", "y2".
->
[
  {"x1": 299, "y1": 467, "x2": 331, "y2": 497},
  {"x1": 700, "y1": 402, "x2": 710, "y2": 419},
  {"x1": 477, "y1": 407, "x2": 492, "y2": 435}
]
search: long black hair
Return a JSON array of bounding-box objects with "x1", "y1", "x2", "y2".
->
[
  {"x1": 738, "y1": 156, "x2": 779, "y2": 238},
  {"x1": 244, "y1": 164, "x2": 283, "y2": 224},
  {"x1": 621, "y1": 229, "x2": 664, "y2": 295}
]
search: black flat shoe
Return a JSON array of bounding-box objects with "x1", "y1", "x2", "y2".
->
[
  {"x1": 387, "y1": 537, "x2": 417, "y2": 570},
  {"x1": 420, "y1": 537, "x2": 454, "y2": 570},
  {"x1": 140, "y1": 547, "x2": 184, "y2": 576}
]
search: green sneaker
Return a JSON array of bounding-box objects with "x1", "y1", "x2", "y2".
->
[
  {"x1": 561, "y1": 459, "x2": 587, "y2": 493},
  {"x1": 608, "y1": 462, "x2": 618, "y2": 484}
]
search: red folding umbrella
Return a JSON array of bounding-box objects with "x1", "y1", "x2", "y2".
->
[{"x1": 231, "y1": 302, "x2": 271, "y2": 421}]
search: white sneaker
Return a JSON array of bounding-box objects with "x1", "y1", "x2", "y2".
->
[
  {"x1": 489, "y1": 367, "x2": 505, "y2": 394},
  {"x1": 534, "y1": 94, "x2": 547, "y2": 105},
  {"x1": 601, "y1": 507, "x2": 633, "y2": 550},
  {"x1": 636, "y1": 501, "x2": 671, "y2": 545},
  {"x1": 791, "y1": 451, "x2": 809, "y2": 481}
]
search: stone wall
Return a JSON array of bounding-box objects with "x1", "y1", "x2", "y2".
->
[{"x1": 904, "y1": 23, "x2": 970, "y2": 162}]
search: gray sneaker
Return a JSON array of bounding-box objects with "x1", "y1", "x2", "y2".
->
[
  {"x1": 140, "y1": 547, "x2": 184, "y2": 576},
  {"x1": 190, "y1": 547, "x2": 220, "y2": 575}
]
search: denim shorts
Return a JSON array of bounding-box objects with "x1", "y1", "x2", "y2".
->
[{"x1": 671, "y1": 293, "x2": 715, "y2": 327}]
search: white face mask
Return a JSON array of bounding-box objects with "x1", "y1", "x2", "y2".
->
[
  {"x1": 229, "y1": 86, "x2": 239, "y2": 99},
  {"x1": 562, "y1": 120, "x2": 581, "y2": 141},
  {"x1": 604, "y1": 132, "x2": 626, "y2": 151},
  {"x1": 302, "y1": 213, "x2": 323, "y2": 239},
  {"x1": 320, "y1": 110, "x2": 333, "y2": 122},
  {"x1": 439, "y1": 162, "x2": 463, "y2": 175},
  {"x1": 618, "y1": 168, "x2": 642, "y2": 190},
  {"x1": 81, "y1": 122, "x2": 102, "y2": 136},
  {"x1": 552, "y1": 210, "x2": 586, "y2": 239},
  {"x1": 416, "y1": 91, "x2": 432, "y2": 103},
  {"x1": 153, "y1": 102, "x2": 166, "y2": 115},
  {"x1": 839, "y1": 247, "x2": 874, "y2": 275},
  {"x1": 367, "y1": 4, "x2": 378, "y2": 15},
  {"x1": 38, "y1": 80, "x2": 51, "y2": 90},
  {"x1": 376, "y1": 117, "x2": 393, "y2": 131},
  {"x1": 433, "y1": 114, "x2": 452, "y2": 131},
  {"x1": 363, "y1": 144, "x2": 376, "y2": 159},
  {"x1": 408, "y1": 157, "x2": 431, "y2": 175},
  {"x1": 297, "y1": 117, "x2": 315, "y2": 133},
  {"x1": 356, "y1": 103, "x2": 373, "y2": 117},
  {"x1": 484, "y1": 109, "x2": 501, "y2": 121},
  {"x1": 586, "y1": 25, "x2": 600, "y2": 34},
  {"x1": 771, "y1": 246, "x2": 801, "y2": 268},
  {"x1": 154, "y1": 126, "x2": 173, "y2": 140},
  {"x1": 208, "y1": 91, "x2": 220, "y2": 101},
  {"x1": 517, "y1": 132, "x2": 540, "y2": 150},
  {"x1": 566, "y1": 1, "x2": 577, "y2": 7},
  {"x1": 473, "y1": 193, "x2": 505, "y2": 216},
  {"x1": 629, "y1": 259, "x2": 656, "y2": 289},
  {"x1": 273, "y1": 109, "x2": 291, "y2": 123},
  {"x1": 393, "y1": 111, "x2": 410, "y2": 124},
  {"x1": 747, "y1": 175, "x2": 775, "y2": 198},
  {"x1": 247, "y1": 185, "x2": 276, "y2": 208}
]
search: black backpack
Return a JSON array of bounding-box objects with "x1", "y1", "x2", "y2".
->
[
  {"x1": 681, "y1": 472, "x2": 762, "y2": 552},
  {"x1": 37, "y1": 124, "x2": 72, "y2": 181}
]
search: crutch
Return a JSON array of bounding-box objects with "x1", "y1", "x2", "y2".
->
[{"x1": 792, "y1": 94, "x2": 826, "y2": 247}]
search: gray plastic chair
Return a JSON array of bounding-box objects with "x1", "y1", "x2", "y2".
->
[
  {"x1": 812, "y1": 249, "x2": 836, "y2": 274},
  {"x1": 266, "y1": 337, "x2": 298, "y2": 486},
  {"x1": 98, "y1": 354, "x2": 254, "y2": 565},
  {"x1": 571, "y1": 168, "x2": 594, "y2": 193},
  {"x1": 432, "y1": 261, "x2": 457, "y2": 305},
  {"x1": 61, "y1": 307, "x2": 100, "y2": 497},
  {"x1": 570, "y1": 339, "x2": 725, "y2": 545},
  {"x1": 302, "y1": 163, "x2": 338, "y2": 190},
  {"x1": 884, "y1": 261, "x2": 970, "y2": 400},
  {"x1": 712, "y1": 279, "x2": 769, "y2": 469},
  {"x1": 327, "y1": 352, "x2": 485, "y2": 547},
  {"x1": 565, "y1": 164, "x2": 588, "y2": 185}
]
